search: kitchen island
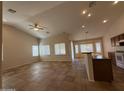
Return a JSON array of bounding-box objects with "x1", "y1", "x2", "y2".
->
[
  {"x1": 83, "y1": 52, "x2": 113, "y2": 82},
  {"x1": 92, "y1": 57, "x2": 113, "y2": 82}
]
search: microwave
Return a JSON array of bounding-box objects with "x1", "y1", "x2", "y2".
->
[
  {"x1": 119, "y1": 42, "x2": 124, "y2": 46},
  {"x1": 119, "y1": 40, "x2": 124, "y2": 46}
]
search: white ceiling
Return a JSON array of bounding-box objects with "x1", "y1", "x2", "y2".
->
[{"x1": 3, "y1": 1, "x2": 124, "y2": 39}]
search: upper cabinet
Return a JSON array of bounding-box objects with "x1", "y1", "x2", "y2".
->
[{"x1": 111, "y1": 33, "x2": 124, "y2": 47}]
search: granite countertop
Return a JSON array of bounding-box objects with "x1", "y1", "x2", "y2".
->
[
  {"x1": 81, "y1": 52, "x2": 93, "y2": 54},
  {"x1": 93, "y1": 56, "x2": 110, "y2": 60}
]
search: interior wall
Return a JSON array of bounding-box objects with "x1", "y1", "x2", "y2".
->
[
  {"x1": 40, "y1": 33, "x2": 72, "y2": 61},
  {"x1": 103, "y1": 13, "x2": 124, "y2": 57},
  {"x1": 0, "y1": 1, "x2": 2, "y2": 89},
  {"x1": 69, "y1": 28, "x2": 107, "y2": 57},
  {"x1": 69, "y1": 25, "x2": 107, "y2": 41},
  {"x1": 2, "y1": 24, "x2": 40, "y2": 71}
]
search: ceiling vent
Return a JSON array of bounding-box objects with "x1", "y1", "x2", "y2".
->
[{"x1": 8, "y1": 9, "x2": 16, "y2": 14}]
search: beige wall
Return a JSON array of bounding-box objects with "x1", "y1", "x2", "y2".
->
[
  {"x1": 103, "y1": 14, "x2": 124, "y2": 57},
  {"x1": 69, "y1": 24, "x2": 108, "y2": 41},
  {"x1": 40, "y1": 33, "x2": 72, "y2": 61},
  {"x1": 2, "y1": 24, "x2": 40, "y2": 71},
  {"x1": 0, "y1": 1, "x2": 2, "y2": 89},
  {"x1": 70, "y1": 31, "x2": 105, "y2": 41}
]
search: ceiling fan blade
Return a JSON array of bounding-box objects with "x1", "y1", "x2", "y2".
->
[
  {"x1": 29, "y1": 28, "x2": 34, "y2": 29},
  {"x1": 39, "y1": 28, "x2": 44, "y2": 30},
  {"x1": 38, "y1": 26, "x2": 47, "y2": 29},
  {"x1": 29, "y1": 23, "x2": 47, "y2": 31},
  {"x1": 29, "y1": 24, "x2": 34, "y2": 26},
  {"x1": 42, "y1": 26, "x2": 47, "y2": 28}
]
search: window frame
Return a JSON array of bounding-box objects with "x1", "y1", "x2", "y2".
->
[
  {"x1": 40, "y1": 45, "x2": 51, "y2": 56},
  {"x1": 32, "y1": 45, "x2": 39, "y2": 57},
  {"x1": 80, "y1": 43, "x2": 94, "y2": 53},
  {"x1": 95, "y1": 42, "x2": 102, "y2": 53},
  {"x1": 75, "y1": 44, "x2": 79, "y2": 54},
  {"x1": 54, "y1": 43, "x2": 66, "y2": 55},
  {"x1": 73, "y1": 37, "x2": 104, "y2": 58}
]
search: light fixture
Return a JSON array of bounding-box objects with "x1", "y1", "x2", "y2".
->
[
  {"x1": 113, "y1": 1, "x2": 119, "y2": 5},
  {"x1": 82, "y1": 10, "x2": 87, "y2": 15},
  {"x1": 3, "y1": 19, "x2": 7, "y2": 22},
  {"x1": 29, "y1": 23, "x2": 46, "y2": 31},
  {"x1": 33, "y1": 27, "x2": 39, "y2": 31},
  {"x1": 82, "y1": 25, "x2": 85, "y2": 28},
  {"x1": 88, "y1": 13, "x2": 92, "y2": 17},
  {"x1": 102, "y1": 19, "x2": 108, "y2": 23}
]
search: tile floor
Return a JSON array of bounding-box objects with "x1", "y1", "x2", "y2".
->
[{"x1": 2, "y1": 61, "x2": 124, "y2": 91}]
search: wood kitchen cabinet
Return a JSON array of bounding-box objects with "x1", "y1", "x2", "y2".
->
[
  {"x1": 111, "y1": 33, "x2": 124, "y2": 47},
  {"x1": 120, "y1": 34, "x2": 124, "y2": 40},
  {"x1": 108, "y1": 52, "x2": 116, "y2": 66},
  {"x1": 111, "y1": 38, "x2": 115, "y2": 47},
  {"x1": 92, "y1": 58, "x2": 113, "y2": 82}
]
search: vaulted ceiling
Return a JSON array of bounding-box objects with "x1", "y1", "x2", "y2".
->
[{"x1": 3, "y1": 1, "x2": 124, "y2": 39}]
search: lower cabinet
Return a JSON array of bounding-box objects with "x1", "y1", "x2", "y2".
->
[{"x1": 92, "y1": 58, "x2": 113, "y2": 82}]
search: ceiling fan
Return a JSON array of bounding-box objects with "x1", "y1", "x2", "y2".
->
[{"x1": 29, "y1": 23, "x2": 46, "y2": 31}]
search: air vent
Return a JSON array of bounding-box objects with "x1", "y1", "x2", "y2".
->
[{"x1": 8, "y1": 9, "x2": 16, "y2": 14}]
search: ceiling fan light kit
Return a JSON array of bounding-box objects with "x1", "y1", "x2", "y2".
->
[{"x1": 29, "y1": 23, "x2": 46, "y2": 31}]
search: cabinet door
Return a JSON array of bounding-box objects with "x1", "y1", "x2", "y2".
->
[
  {"x1": 120, "y1": 34, "x2": 124, "y2": 40},
  {"x1": 115, "y1": 37, "x2": 119, "y2": 46},
  {"x1": 111, "y1": 38, "x2": 115, "y2": 47}
]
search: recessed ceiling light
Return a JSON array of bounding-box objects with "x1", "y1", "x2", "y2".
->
[
  {"x1": 113, "y1": 1, "x2": 119, "y2": 5},
  {"x1": 82, "y1": 10, "x2": 87, "y2": 15},
  {"x1": 102, "y1": 19, "x2": 108, "y2": 23},
  {"x1": 88, "y1": 13, "x2": 92, "y2": 17},
  {"x1": 82, "y1": 25, "x2": 85, "y2": 28}
]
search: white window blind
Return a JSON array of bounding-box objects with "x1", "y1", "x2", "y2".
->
[
  {"x1": 75, "y1": 45, "x2": 79, "y2": 54},
  {"x1": 40, "y1": 45, "x2": 50, "y2": 56},
  {"x1": 95, "y1": 42, "x2": 102, "y2": 53},
  {"x1": 80, "y1": 44, "x2": 93, "y2": 52},
  {"x1": 54, "y1": 43, "x2": 66, "y2": 55},
  {"x1": 32, "y1": 45, "x2": 39, "y2": 56}
]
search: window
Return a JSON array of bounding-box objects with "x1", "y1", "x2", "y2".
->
[
  {"x1": 73, "y1": 38, "x2": 103, "y2": 58},
  {"x1": 80, "y1": 44, "x2": 93, "y2": 52},
  {"x1": 95, "y1": 42, "x2": 102, "y2": 53},
  {"x1": 32, "y1": 45, "x2": 39, "y2": 56},
  {"x1": 75, "y1": 45, "x2": 79, "y2": 54},
  {"x1": 55, "y1": 43, "x2": 66, "y2": 55},
  {"x1": 40, "y1": 45, "x2": 50, "y2": 56},
  {"x1": 95, "y1": 42, "x2": 103, "y2": 58}
]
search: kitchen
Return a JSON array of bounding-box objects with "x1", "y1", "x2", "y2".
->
[{"x1": 108, "y1": 33, "x2": 124, "y2": 69}]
